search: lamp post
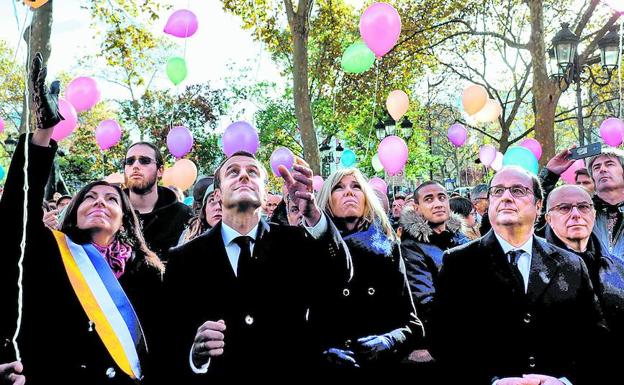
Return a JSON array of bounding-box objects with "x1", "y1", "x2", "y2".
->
[
  {"x1": 3, "y1": 135, "x2": 17, "y2": 156},
  {"x1": 400, "y1": 117, "x2": 414, "y2": 141}
]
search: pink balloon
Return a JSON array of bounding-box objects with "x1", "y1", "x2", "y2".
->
[
  {"x1": 600, "y1": 117, "x2": 624, "y2": 147},
  {"x1": 359, "y1": 2, "x2": 401, "y2": 57},
  {"x1": 491, "y1": 151, "x2": 504, "y2": 171},
  {"x1": 95, "y1": 120, "x2": 122, "y2": 150},
  {"x1": 270, "y1": 147, "x2": 294, "y2": 176},
  {"x1": 65, "y1": 76, "x2": 101, "y2": 113},
  {"x1": 312, "y1": 175, "x2": 324, "y2": 192},
  {"x1": 378, "y1": 135, "x2": 408, "y2": 175},
  {"x1": 519, "y1": 138, "x2": 542, "y2": 160},
  {"x1": 604, "y1": 0, "x2": 624, "y2": 12},
  {"x1": 0, "y1": 117, "x2": 4, "y2": 134},
  {"x1": 369, "y1": 177, "x2": 388, "y2": 194},
  {"x1": 222, "y1": 121, "x2": 259, "y2": 156},
  {"x1": 164, "y1": 9, "x2": 198, "y2": 38},
  {"x1": 167, "y1": 126, "x2": 194, "y2": 158},
  {"x1": 479, "y1": 145, "x2": 497, "y2": 167},
  {"x1": 561, "y1": 159, "x2": 585, "y2": 184},
  {"x1": 51, "y1": 99, "x2": 78, "y2": 142},
  {"x1": 447, "y1": 123, "x2": 467, "y2": 147}
]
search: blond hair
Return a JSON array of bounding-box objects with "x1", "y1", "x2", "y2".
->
[{"x1": 317, "y1": 168, "x2": 397, "y2": 241}]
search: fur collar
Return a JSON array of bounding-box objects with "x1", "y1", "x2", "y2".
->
[{"x1": 400, "y1": 206, "x2": 466, "y2": 242}]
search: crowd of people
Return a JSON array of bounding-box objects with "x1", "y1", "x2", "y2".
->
[{"x1": 1, "y1": 55, "x2": 624, "y2": 385}]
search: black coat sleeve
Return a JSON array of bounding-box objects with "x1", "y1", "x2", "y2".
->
[{"x1": 400, "y1": 239, "x2": 438, "y2": 329}]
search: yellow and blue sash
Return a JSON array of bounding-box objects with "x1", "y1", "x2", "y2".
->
[{"x1": 52, "y1": 230, "x2": 145, "y2": 380}]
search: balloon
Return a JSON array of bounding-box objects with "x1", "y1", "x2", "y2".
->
[
  {"x1": 386, "y1": 90, "x2": 409, "y2": 121},
  {"x1": 378, "y1": 135, "x2": 408, "y2": 175},
  {"x1": 222, "y1": 121, "x2": 259, "y2": 156},
  {"x1": 473, "y1": 99, "x2": 501, "y2": 123},
  {"x1": 51, "y1": 99, "x2": 78, "y2": 142},
  {"x1": 167, "y1": 126, "x2": 194, "y2": 158},
  {"x1": 0, "y1": 117, "x2": 4, "y2": 133},
  {"x1": 183, "y1": 196, "x2": 194, "y2": 206},
  {"x1": 341, "y1": 149, "x2": 357, "y2": 167},
  {"x1": 95, "y1": 120, "x2": 122, "y2": 151},
  {"x1": 24, "y1": 0, "x2": 48, "y2": 9},
  {"x1": 604, "y1": 0, "x2": 624, "y2": 12},
  {"x1": 372, "y1": 153, "x2": 384, "y2": 172},
  {"x1": 462, "y1": 84, "x2": 488, "y2": 115},
  {"x1": 163, "y1": 9, "x2": 198, "y2": 38},
  {"x1": 312, "y1": 175, "x2": 324, "y2": 192},
  {"x1": 161, "y1": 167, "x2": 175, "y2": 186},
  {"x1": 369, "y1": 177, "x2": 388, "y2": 194},
  {"x1": 166, "y1": 57, "x2": 188, "y2": 86},
  {"x1": 341, "y1": 41, "x2": 376, "y2": 74},
  {"x1": 270, "y1": 147, "x2": 295, "y2": 176},
  {"x1": 447, "y1": 123, "x2": 467, "y2": 147},
  {"x1": 65, "y1": 76, "x2": 101, "y2": 113},
  {"x1": 359, "y1": 2, "x2": 401, "y2": 57},
  {"x1": 599, "y1": 117, "x2": 624, "y2": 147},
  {"x1": 104, "y1": 172, "x2": 124, "y2": 184},
  {"x1": 0, "y1": 165, "x2": 5, "y2": 181},
  {"x1": 519, "y1": 138, "x2": 543, "y2": 160},
  {"x1": 560, "y1": 159, "x2": 586, "y2": 184},
  {"x1": 171, "y1": 159, "x2": 197, "y2": 191},
  {"x1": 479, "y1": 145, "x2": 497, "y2": 167},
  {"x1": 491, "y1": 151, "x2": 504, "y2": 171},
  {"x1": 502, "y1": 146, "x2": 539, "y2": 175}
]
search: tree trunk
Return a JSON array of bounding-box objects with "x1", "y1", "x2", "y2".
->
[
  {"x1": 286, "y1": 2, "x2": 320, "y2": 174},
  {"x1": 528, "y1": 0, "x2": 560, "y2": 165},
  {"x1": 19, "y1": 0, "x2": 53, "y2": 134}
]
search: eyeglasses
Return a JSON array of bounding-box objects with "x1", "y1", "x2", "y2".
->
[
  {"x1": 488, "y1": 185, "x2": 533, "y2": 198},
  {"x1": 124, "y1": 156, "x2": 157, "y2": 166},
  {"x1": 548, "y1": 202, "x2": 594, "y2": 215}
]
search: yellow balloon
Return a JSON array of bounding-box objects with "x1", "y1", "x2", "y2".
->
[
  {"x1": 24, "y1": 0, "x2": 49, "y2": 9},
  {"x1": 386, "y1": 90, "x2": 409, "y2": 121},
  {"x1": 171, "y1": 159, "x2": 198, "y2": 191},
  {"x1": 161, "y1": 167, "x2": 176, "y2": 187},
  {"x1": 462, "y1": 84, "x2": 488, "y2": 115},
  {"x1": 473, "y1": 99, "x2": 502, "y2": 123}
]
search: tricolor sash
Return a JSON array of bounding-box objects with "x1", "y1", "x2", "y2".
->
[{"x1": 52, "y1": 230, "x2": 145, "y2": 380}]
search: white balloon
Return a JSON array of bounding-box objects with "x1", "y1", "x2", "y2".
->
[
  {"x1": 372, "y1": 154, "x2": 384, "y2": 172},
  {"x1": 491, "y1": 151, "x2": 504, "y2": 171}
]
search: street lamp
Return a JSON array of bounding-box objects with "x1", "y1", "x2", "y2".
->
[
  {"x1": 599, "y1": 26, "x2": 620, "y2": 72},
  {"x1": 4, "y1": 136, "x2": 17, "y2": 155},
  {"x1": 375, "y1": 118, "x2": 386, "y2": 141},
  {"x1": 400, "y1": 116, "x2": 414, "y2": 141},
  {"x1": 384, "y1": 116, "x2": 396, "y2": 136},
  {"x1": 552, "y1": 23, "x2": 579, "y2": 72}
]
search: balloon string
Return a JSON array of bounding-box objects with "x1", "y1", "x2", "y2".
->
[
  {"x1": 619, "y1": 18, "x2": 622, "y2": 119},
  {"x1": 364, "y1": 59, "x2": 380, "y2": 162}
]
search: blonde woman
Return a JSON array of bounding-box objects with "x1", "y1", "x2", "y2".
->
[{"x1": 315, "y1": 168, "x2": 423, "y2": 372}]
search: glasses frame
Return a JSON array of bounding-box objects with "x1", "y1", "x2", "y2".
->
[
  {"x1": 124, "y1": 156, "x2": 157, "y2": 167},
  {"x1": 547, "y1": 202, "x2": 594, "y2": 215},
  {"x1": 488, "y1": 185, "x2": 534, "y2": 198}
]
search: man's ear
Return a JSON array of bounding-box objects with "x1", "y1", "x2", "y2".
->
[
  {"x1": 157, "y1": 165, "x2": 164, "y2": 179},
  {"x1": 536, "y1": 199, "x2": 543, "y2": 216}
]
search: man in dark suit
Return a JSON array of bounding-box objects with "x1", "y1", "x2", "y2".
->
[
  {"x1": 162, "y1": 152, "x2": 351, "y2": 381},
  {"x1": 432, "y1": 166, "x2": 606, "y2": 385}
]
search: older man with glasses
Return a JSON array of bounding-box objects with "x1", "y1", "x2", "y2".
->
[{"x1": 432, "y1": 166, "x2": 607, "y2": 385}]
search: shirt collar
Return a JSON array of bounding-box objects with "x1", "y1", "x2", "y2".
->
[
  {"x1": 494, "y1": 232, "x2": 533, "y2": 256},
  {"x1": 221, "y1": 221, "x2": 259, "y2": 247}
]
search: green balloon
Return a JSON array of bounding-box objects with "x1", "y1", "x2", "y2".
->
[
  {"x1": 502, "y1": 146, "x2": 539, "y2": 175},
  {"x1": 167, "y1": 56, "x2": 188, "y2": 86},
  {"x1": 341, "y1": 41, "x2": 375, "y2": 74}
]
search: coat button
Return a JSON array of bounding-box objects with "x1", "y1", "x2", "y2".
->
[
  {"x1": 528, "y1": 356, "x2": 536, "y2": 368},
  {"x1": 342, "y1": 288, "x2": 350, "y2": 297},
  {"x1": 106, "y1": 367, "x2": 116, "y2": 378},
  {"x1": 88, "y1": 321, "x2": 95, "y2": 332},
  {"x1": 245, "y1": 315, "x2": 254, "y2": 325},
  {"x1": 523, "y1": 312, "x2": 531, "y2": 324},
  {"x1": 367, "y1": 287, "x2": 375, "y2": 296}
]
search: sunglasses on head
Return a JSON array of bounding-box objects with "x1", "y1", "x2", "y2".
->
[{"x1": 124, "y1": 156, "x2": 157, "y2": 166}]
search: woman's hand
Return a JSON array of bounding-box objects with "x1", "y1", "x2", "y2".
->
[{"x1": 30, "y1": 52, "x2": 62, "y2": 148}]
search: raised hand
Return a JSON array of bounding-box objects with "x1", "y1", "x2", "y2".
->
[
  {"x1": 30, "y1": 52, "x2": 62, "y2": 130},
  {"x1": 279, "y1": 159, "x2": 321, "y2": 226},
  {"x1": 545, "y1": 146, "x2": 576, "y2": 176}
]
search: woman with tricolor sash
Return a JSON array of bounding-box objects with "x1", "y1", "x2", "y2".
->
[{"x1": 0, "y1": 54, "x2": 164, "y2": 384}]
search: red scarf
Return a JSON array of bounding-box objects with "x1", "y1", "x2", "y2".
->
[{"x1": 91, "y1": 239, "x2": 132, "y2": 278}]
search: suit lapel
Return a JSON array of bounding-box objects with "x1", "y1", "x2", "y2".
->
[
  {"x1": 203, "y1": 222, "x2": 237, "y2": 280},
  {"x1": 527, "y1": 237, "x2": 562, "y2": 302},
  {"x1": 482, "y1": 231, "x2": 524, "y2": 295}
]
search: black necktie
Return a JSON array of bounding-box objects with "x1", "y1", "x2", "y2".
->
[
  {"x1": 507, "y1": 249, "x2": 525, "y2": 292},
  {"x1": 233, "y1": 236, "x2": 253, "y2": 279}
]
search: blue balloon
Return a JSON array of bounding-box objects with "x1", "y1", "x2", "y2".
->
[
  {"x1": 502, "y1": 146, "x2": 539, "y2": 175},
  {"x1": 183, "y1": 196, "x2": 194, "y2": 206},
  {"x1": 0, "y1": 165, "x2": 5, "y2": 181},
  {"x1": 341, "y1": 149, "x2": 357, "y2": 167}
]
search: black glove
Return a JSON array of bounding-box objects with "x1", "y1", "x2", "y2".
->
[
  {"x1": 354, "y1": 334, "x2": 395, "y2": 362},
  {"x1": 322, "y1": 348, "x2": 360, "y2": 368},
  {"x1": 30, "y1": 52, "x2": 62, "y2": 130}
]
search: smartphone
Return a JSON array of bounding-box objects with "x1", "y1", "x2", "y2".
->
[{"x1": 569, "y1": 142, "x2": 601, "y2": 160}]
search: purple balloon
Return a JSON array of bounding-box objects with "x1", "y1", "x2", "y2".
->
[
  {"x1": 222, "y1": 121, "x2": 259, "y2": 156},
  {"x1": 51, "y1": 99, "x2": 78, "y2": 142},
  {"x1": 359, "y1": 2, "x2": 401, "y2": 57},
  {"x1": 270, "y1": 147, "x2": 295, "y2": 176},
  {"x1": 519, "y1": 138, "x2": 542, "y2": 160},
  {"x1": 479, "y1": 145, "x2": 497, "y2": 166},
  {"x1": 167, "y1": 126, "x2": 194, "y2": 158},
  {"x1": 0, "y1": 117, "x2": 4, "y2": 134},
  {"x1": 65, "y1": 76, "x2": 101, "y2": 113},
  {"x1": 447, "y1": 123, "x2": 467, "y2": 147},
  {"x1": 600, "y1": 117, "x2": 624, "y2": 147},
  {"x1": 377, "y1": 135, "x2": 408, "y2": 175},
  {"x1": 164, "y1": 9, "x2": 198, "y2": 38},
  {"x1": 369, "y1": 177, "x2": 388, "y2": 194},
  {"x1": 95, "y1": 120, "x2": 122, "y2": 150}
]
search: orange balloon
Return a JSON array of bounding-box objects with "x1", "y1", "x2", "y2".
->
[
  {"x1": 171, "y1": 159, "x2": 198, "y2": 191},
  {"x1": 104, "y1": 172, "x2": 124, "y2": 185},
  {"x1": 24, "y1": 0, "x2": 49, "y2": 9},
  {"x1": 386, "y1": 90, "x2": 409, "y2": 121},
  {"x1": 462, "y1": 84, "x2": 488, "y2": 115},
  {"x1": 473, "y1": 99, "x2": 502, "y2": 123},
  {"x1": 161, "y1": 167, "x2": 176, "y2": 186}
]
